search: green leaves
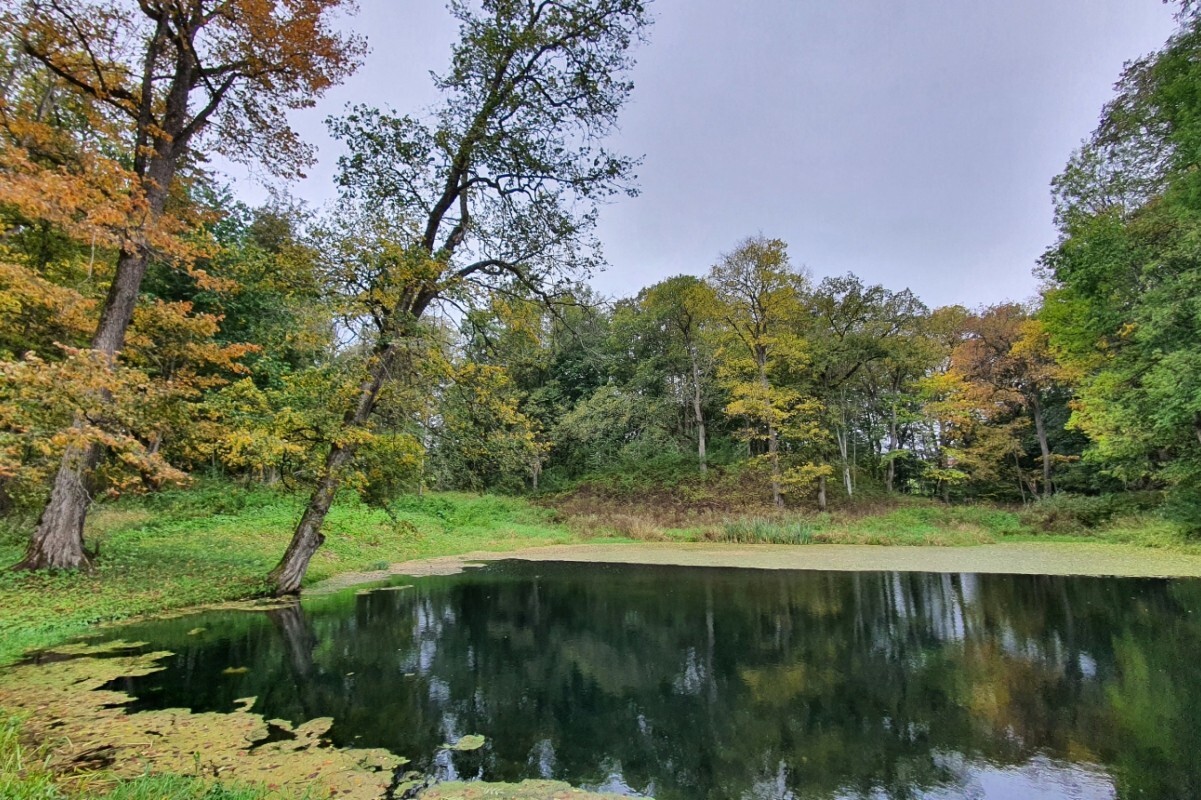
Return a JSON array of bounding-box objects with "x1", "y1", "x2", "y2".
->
[{"x1": 1042, "y1": 13, "x2": 1201, "y2": 526}]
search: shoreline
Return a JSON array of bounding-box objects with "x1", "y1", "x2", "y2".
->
[{"x1": 306, "y1": 540, "x2": 1201, "y2": 595}]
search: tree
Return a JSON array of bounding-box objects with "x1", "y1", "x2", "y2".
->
[
  {"x1": 805, "y1": 274, "x2": 927, "y2": 499},
  {"x1": 633, "y1": 275, "x2": 716, "y2": 474},
  {"x1": 268, "y1": 0, "x2": 651, "y2": 594},
  {"x1": 1041, "y1": 12, "x2": 1201, "y2": 526},
  {"x1": 952, "y1": 305, "x2": 1066, "y2": 497},
  {"x1": 709, "y1": 236, "x2": 808, "y2": 508},
  {"x1": 6, "y1": 0, "x2": 363, "y2": 570}
]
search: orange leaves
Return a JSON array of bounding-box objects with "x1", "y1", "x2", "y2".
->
[
  {"x1": 0, "y1": 121, "x2": 204, "y2": 270},
  {"x1": 0, "y1": 291, "x2": 259, "y2": 505}
]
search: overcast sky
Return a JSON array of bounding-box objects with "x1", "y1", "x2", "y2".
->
[{"x1": 231, "y1": 0, "x2": 1179, "y2": 309}]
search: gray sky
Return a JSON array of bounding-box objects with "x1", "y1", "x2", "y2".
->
[{"x1": 234, "y1": 0, "x2": 1179, "y2": 309}]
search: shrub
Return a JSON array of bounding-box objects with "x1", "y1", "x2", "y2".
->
[{"x1": 1019, "y1": 492, "x2": 1163, "y2": 534}]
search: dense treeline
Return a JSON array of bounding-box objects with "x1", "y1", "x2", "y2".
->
[{"x1": 1, "y1": 1, "x2": 1199, "y2": 592}]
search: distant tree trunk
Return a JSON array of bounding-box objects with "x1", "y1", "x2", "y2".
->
[
  {"x1": 13, "y1": 151, "x2": 176, "y2": 572},
  {"x1": 1030, "y1": 395, "x2": 1053, "y2": 497},
  {"x1": 759, "y1": 356, "x2": 782, "y2": 508},
  {"x1": 1014, "y1": 448, "x2": 1028, "y2": 505},
  {"x1": 689, "y1": 344, "x2": 707, "y2": 476},
  {"x1": 269, "y1": 341, "x2": 402, "y2": 595},
  {"x1": 817, "y1": 475, "x2": 827, "y2": 511},
  {"x1": 885, "y1": 403, "x2": 899, "y2": 493},
  {"x1": 768, "y1": 424, "x2": 782, "y2": 508},
  {"x1": 836, "y1": 427, "x2": 853, "y2": 498}
]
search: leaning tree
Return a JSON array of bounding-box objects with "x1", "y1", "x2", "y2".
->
[{"x1": 268, "y1": 0, "x2": 652, "y2": 594}]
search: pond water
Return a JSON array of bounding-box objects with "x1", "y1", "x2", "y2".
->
[{"x1": 95, "y1": 561, "x2": 1201, "y2": 799}]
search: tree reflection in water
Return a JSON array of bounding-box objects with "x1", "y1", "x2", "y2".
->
[{"x1": 104, "y1": 562, "x2": 1201, "y2": 800}]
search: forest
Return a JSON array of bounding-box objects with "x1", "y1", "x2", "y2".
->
[
  {"x1": 3, "y1": 2, "x2": 1201, "y2": 800},
  {"x1": 1, "y1": 0, "x2": 1200, "y2": 601}
]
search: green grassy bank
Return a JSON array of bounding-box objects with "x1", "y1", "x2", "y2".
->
[{"x1": 0, "y1": 485, "x2": 579, "y2": 668}]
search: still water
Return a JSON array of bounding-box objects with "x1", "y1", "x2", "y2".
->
[{"x1": 97, "y1": 562, "x2": 1201, "y2": 799}]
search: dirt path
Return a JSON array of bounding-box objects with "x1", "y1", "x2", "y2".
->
[{"x1": 308, "y1": 541, "x2": 1201, "y2": 594}]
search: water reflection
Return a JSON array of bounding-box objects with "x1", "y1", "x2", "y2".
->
[{"x1": 102, "y1": 563, "x2": 1201, "y2": 800}]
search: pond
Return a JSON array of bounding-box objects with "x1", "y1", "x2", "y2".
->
[{"x1": 93, "y1": 561, "x2": 1201, "y2": 799}]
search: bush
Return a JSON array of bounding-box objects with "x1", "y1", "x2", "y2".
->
[{"x1": 1019, "y1": 492, "x2": 1163, "y2": 534}]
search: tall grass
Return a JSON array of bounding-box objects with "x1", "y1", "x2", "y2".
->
[{"x1": 713, "y1": 518, "x2": 814, "y2": 544}]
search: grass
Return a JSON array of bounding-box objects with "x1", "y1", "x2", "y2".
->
[
  {"x1": 564, "y1": 488, "x2": 1201, "y2": 552},
  {"x1": 714, "y1": 517, "x2": 815, "y2": 544}
]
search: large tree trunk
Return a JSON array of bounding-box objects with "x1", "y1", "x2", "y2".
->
[
  {"x1": 268, "y1": 444, "x2": 356, "y2": 595},
  {"x1": 268, "y1": 343, "x2": 400, "y2": 595},
  {"x1": 689, "y1": 345, "x2": 707, "y2": 475},
  {"x1": 13, "y1": 441, "x2": 101, "y2": 570},
  {"x1": 1031, "y1": 395, "x2": 1053, "y2": 497}
]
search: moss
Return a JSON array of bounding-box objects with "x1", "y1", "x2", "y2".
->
[{"x1": 0, "y1": 645, "x2": 402, "y2": 800}]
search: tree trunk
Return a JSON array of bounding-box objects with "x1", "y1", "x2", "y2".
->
[
  {"x1": 1031, "y1": 395, "x2": 1053, "y2": 497},
  {"x1": 689, "y1": 345, "x2": 707, "y2": 476},
  {"x1": 886, "y1": 413, "x2": 898, "y2": 493},
  {"x1": 268, "y1": 342, "x2": 400, "y2": 595},
  {"x1": 268, "y1": 444, "x2": 355, "y2": 596},
  {"x1": 12, "y1": 440, "x2": 100, "y2": 570},
  {"x1": 817, "y1": 475, "x2": 827, "y2": 512},
  {"x1": 1013, "y1": 448, "x2": 1028, "y2": 505},
  {"x1": 836, "y1": 428, "x2": 853, "y2": 498},
  {"x1": 757, "y1": 356, "x2": 782, "y2": 508},
  {"x1": 768, "y1": 423, "x2": 783, "y2": 508}
]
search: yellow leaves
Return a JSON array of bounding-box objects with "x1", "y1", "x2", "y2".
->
[
  {"x1": 125, "y1": 300, "x2": 259, "y2": 389},
  {"x1": 0, "y1": 335, "x2": 219, "y2": 493},
  {"x1": 781, "y1": 461, "x2": 835, "y2": 493},
  {"x1": 0, "y1": 256, "x2": 97, "y2": 356}
]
